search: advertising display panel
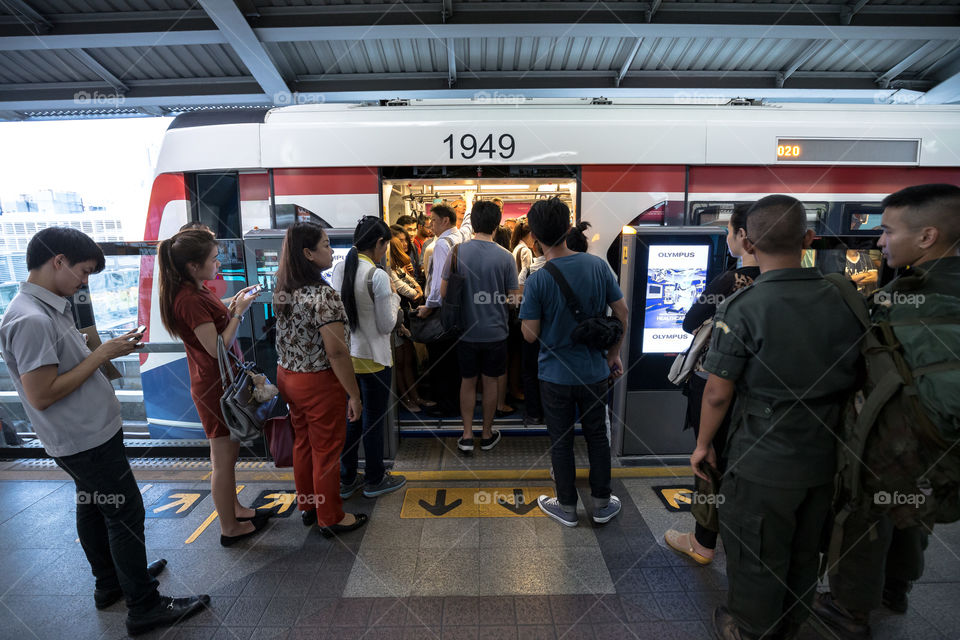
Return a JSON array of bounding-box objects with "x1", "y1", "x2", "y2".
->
[{"x1": 641, "y1": 245, "x2": 710, "y2": 354}]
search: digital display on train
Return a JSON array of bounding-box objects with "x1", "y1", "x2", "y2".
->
[
  {"x1": 642, "y1": 244, "x2": 710, "y2": 354},
  {"x1": 321, "y1": 248, "x2": 350, "y2": 286},
  {"x1": 256, "y1": 247, "x2": 351, "y2": 288}
]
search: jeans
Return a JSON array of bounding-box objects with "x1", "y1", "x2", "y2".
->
[
  {"x1": 53, "y1": 429, "x2": 160, "y2": 614},
  {"x1": 342, "y1": 366, "x2": 392, "y2": 487},
  {"x1": 540, "y1": 379, "x2": 611, "y2": 508},
  {"x1": 521, "y1": 339, "x2": 543, "y2": 419}
]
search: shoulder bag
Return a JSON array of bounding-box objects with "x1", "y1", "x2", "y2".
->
[
  {"x1": 217, "y1": 336, "x2": 279, "y2": 444},
  {"x1": 542, "y1": 261, "x2": 623, "y2": 351},
  {"x1": 668, "y1": 319, "x2": 713, "y2": 386}
]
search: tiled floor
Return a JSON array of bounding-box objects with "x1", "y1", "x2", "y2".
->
[{"x1": 0, "y1": 457, "x2": 958, "y2": 639}]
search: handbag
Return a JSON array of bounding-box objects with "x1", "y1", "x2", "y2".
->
[
  {"x1": 542, "y1": 261, "x2": 623, "y2": 351},
  {"x1": 409, "y1": 313, "x2": 450, "y2": 343},
  {"x1": 667, "y1": 319, "x2": 714, "y2": 386},
  {"x1": 217, "y1": 336, "x2": 279, "y2": 443},
  {"x1": 263, "y1": 414, "x2": 294, "y2": 468}
]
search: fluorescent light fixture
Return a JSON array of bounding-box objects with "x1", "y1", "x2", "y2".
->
[
  {"x1": 479, "y1": 184, "x2": 529, "y2": 191},
  {"x1": 537, "y1": 184, "x2": 559, "y2": 191},
  {"x1": 433, "y1": 184, "x2": 467, "y2": 191}
]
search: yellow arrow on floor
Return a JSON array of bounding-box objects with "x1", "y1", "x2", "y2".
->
[
  {"x1": 660, "y1": 487, "x2": 694, "y2": 510},
  {"x1": 258, "y1": 492, "x2": 296, "y2": 514},
  {"x1": 153, "y1": 492, "x2": 202, "y2": 514},
  {"x1": 185, "y1": 485, "x2": 244, "y2": 544}
]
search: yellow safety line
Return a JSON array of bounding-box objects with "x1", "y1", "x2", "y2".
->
[
  {"x1": 185, "y1": 485, "x2": 244, "y2": 544},
  {"x1": 379, "y1": 467, "x2": 691, "y2": 481}
]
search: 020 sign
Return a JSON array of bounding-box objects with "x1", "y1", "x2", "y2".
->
[{"x1": 443, "y1": 133, "x2": 516, "y2": 160}]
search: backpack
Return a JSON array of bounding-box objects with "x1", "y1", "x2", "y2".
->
[
  {"x1": 439, "y1": 243, "x2": 465, "y2": 337},
  {"x1": 824, "y1": 271, "x2": 960, "y2": 538}
]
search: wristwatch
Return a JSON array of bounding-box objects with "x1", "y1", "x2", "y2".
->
[{"x1": 232, "y1": 312, "x2": 244, "y2": 321}]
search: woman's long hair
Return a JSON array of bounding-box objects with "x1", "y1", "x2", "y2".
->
[
  {"x1": 157, "y1": 230, "x2": 219, "y2": 339},
  {"x1": 274, "y1": 222, "x2": 328, "y2": 318},
  {"x1": 510, "y1": 219, "x2": 531, "y2": 252},
  {"x1": 342, "y1": 216, "x2": 392, "y2": 332},
  {"x1": 389, "y1": 225, "x2": 411, "y2": 270}
]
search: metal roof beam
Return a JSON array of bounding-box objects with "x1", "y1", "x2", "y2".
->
[
  {"x1": 447, "y1": 39, "x2": 456, "y2": 88},
  {"x1": 0, "y1": 0, "x2": 52, "y2": 33},
  {"x1": 841, "y1": 0, "x2": 871, "y2": 26},
  {"x1": 67, "y1": 49, "x2": 128, "y2": 94},
  {"x1": 877, "y1": 40, "x2": 943, "y2": 88},
  {"x1": 646, "y1": 0, "x2": 661, "y2": 23},
  {"x1": 255, "y1": 24, "x2": 960, "y2": 43},
  {"x1": 918, "y1": 70, "x2": 960, "y2": 104},
  {"x1": 778, "y1": 39, "x2": 827, "y2": 87},
  {"x1": 198, "y1": 0, "x2": 289, "y2": 101},
  {"x1": 0, "y1": 109, "x2": 25, "y2": 120},
  {"x1": 0, "y1": 30, "x2": 225, "y2": 51},
  {"x1": 615, "y1": 38, "x2": 643, "y2": 87}
]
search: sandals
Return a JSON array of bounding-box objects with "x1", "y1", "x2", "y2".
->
[{"x1": 664, "y1": 529, "x2": 713, "y2": 566}]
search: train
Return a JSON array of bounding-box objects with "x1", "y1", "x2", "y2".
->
[{"x1": 135, "y1": 100, "x2": 960, "y2": 440}]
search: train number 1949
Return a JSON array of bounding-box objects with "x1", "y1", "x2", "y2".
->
[{"x1": 443, "y1": 133, "x2": 515, "y2": 160}]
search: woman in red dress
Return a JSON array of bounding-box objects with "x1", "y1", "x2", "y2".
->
[{"x1": 157, "y1": 229, "x2": 269, "y2": 546}]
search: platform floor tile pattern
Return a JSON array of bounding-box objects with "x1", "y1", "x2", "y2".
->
[{"x1": 0, "y1": 472, "x2": 958, "y2": 639}]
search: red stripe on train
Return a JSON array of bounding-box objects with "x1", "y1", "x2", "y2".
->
[
  {"x1": 581, "y1": 166, "x2": 686, "y2": 193},
  {"x1": 273, "y1": 167, "x2": 379, "y2": 196},
  {"x1": 689, "y1": 166, "x2": 960, "y2": 194}
]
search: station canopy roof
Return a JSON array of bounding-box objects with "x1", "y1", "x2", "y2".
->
[{"x1": 1, "y1": 0, "x2": 959, "y2": 120}]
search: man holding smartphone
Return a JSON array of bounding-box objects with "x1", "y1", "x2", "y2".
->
[{"x1": 0, "y1": 228, "x2": 209, "y2": 636}]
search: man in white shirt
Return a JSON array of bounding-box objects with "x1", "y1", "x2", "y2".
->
[{"x1": 416, "y1": 204, "x2": 472, "y2": 415}]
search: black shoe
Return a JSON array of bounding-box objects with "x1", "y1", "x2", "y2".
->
[
  {"x1": 480, "y1": 430, "x2": 501, "y2": 451},
  {"x1": 712, "y1": 606, "x2": 751, "y2": 640},
  {"x1": 94, "y1": 558, "x2": 168, "y2": 609},
  {"x1": 220, "y1": 513, "x2": 271, "y2": 547},
  {"x1": 810, "y1": 592, "x2": 870, "y2": 640},
  {"x1": 125, "y1": 595, "x2": 210, "y2": 636},
  {"x1": 882, "y1": 587, "x2": 908, "y2": 614},
  {"x1": 301, "y1": 510, "x2": 317, "y2": 527},
  {"x1": 495, "y1": 408, "x2": 514, "y2": 418},
  {"x1": 318, "y1": 513, "x2": 368, "y2": 539},
  {"x1": 457, "y1": 437, "x2": 474, "y2": 452}
]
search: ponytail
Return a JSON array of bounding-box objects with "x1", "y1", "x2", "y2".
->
[
  {"x1": 341, "y1": 216, "x2": 392, "y2": 332},
  {"x1": 156, "y1": 230, "x2": 219, "y2": 339},
  {"x1": 565, "y1": 221, "x2": 591, "y2": 253}
]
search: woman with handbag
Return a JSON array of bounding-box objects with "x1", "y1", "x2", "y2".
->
[
  {"x1": 157, "y1": 230, "x2": 270, "y2": 546},
  {"x1": 663, "y1": 204, "x2": 760, "y2": 565},
  {"x1": 388, "y1": 226, "x2": 434, "y2": 414},
  {"x1": 274, "y1": 223, "x2": 368, "y2": 537},
  {"x1": 331, "y1": 217, "x2": 407, "y2": 499}
]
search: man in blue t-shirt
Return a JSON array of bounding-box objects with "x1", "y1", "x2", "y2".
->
[{"x1": 518, "y1": 198, "x2": 628, "y2": 527}]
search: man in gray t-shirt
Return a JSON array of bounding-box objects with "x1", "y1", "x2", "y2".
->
[
  {"x1": 441, "y1": 201, "x2": 519, "y2": 453},
  {"x1": 0, "y1": 227, "x2": 208, "y2": 634}
]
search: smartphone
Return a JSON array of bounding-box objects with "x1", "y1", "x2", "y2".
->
[
  {"x1": 129, "y1": 325, "x2": 147, "y2": 342},
  {"x1": 246, "y1": 285, "x2": 262, "y2": 298}
]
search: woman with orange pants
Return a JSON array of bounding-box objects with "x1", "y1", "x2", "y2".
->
[{"x1": 274, "y1": 222, "x2": 368, "y2": 537}]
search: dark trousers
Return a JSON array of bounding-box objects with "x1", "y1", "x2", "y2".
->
[
  {"x1": 541, "y1": 379, "x2": 611, "y2": 507},
  {"x1": 521, "y1": 339, "x2": 543, "y2": 419},
  {"x1": 53, "y1": 429, "x2": 160, "y2": 614},
  {"x1": 719, "y1": 473, "x2": 833, "y2": 637},
  {"x1": 828, "y1": 510, "x2": 929, "y2": 613},
  {"x1": 425, "y1": 337, "x2": 461, "y2": 415},
  {"x1": 342, "y1": 367, "x2": 392, "y2": 487},
  {"x1": 686, "y1": 373, "x2": 731, "y2": 549}
]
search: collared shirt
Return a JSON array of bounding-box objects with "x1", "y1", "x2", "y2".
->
[
  {"x1": 702, "y1": 268, "x2": 862, "y2": 489},
  {"x1": 897, "y1": 256, "x2": 960, "y2": 297},
  {"x1": 424, "y1": 211, "x2": 473, "y2": 308},
  {"x1": 0, "y1": 282, "x2": 122, "y2": 457}
]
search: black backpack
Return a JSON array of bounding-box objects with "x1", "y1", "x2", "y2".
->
[{"x1": 440, "y1": 243, "x2": 465, "y2": 337}]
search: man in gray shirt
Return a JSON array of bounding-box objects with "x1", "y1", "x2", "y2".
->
[
  {"x1": 441, "y1": 200, "x2": 519, "y2": 452},
  {"x1": 0, "y1": 228, "x2": 208, "y2": 636}
]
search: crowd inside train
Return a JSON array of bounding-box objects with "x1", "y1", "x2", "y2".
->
[{"x1": 0, "y1": 183, "x2": 958, "y2": 638}]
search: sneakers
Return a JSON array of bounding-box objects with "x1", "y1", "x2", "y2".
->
[
  {"x1": 340, "y1": 473, "x2": 365, "y2": 500},
  {"x1": 537, "y1": 495, "x2": 578, "y2": 527},
  {"x1": 363, "y1": 471, "x2": 407, "y2": 498},
  {"x1": 480, "y1": 430, "x2": 501, "y2": 451},
  {"x1": 592, "y1": 495, "x2": 621, "y2": 524},
  {"x1": 458, "y1": 437, "x2": 474, "y2": 452}
]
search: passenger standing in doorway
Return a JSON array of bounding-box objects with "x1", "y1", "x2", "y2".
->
[
  {"x1": 518, "y1": 240, "x2": 546, "y2": 425},
  {"x1": 663, "y1": 204, "x2": 760, "y2": 566},
  {"x1": 274, "y1": 223, "x2": 368, "y2": 537},
  {"x1": 520, "y1": 198, "x2": 628, "y2": 527},
  {"x1": 691, "y1": 195, "x2": 862, "y2": 640},
  {"x1": 0, "y1": 228, "x2": 209, "y2": 636},
  {"x1": 395, "y1": 214, "x2": 423, "y2": 285},
  {"x1": 389, "y1": 225, "x2": 432, "y2": 413},
  {"x1": 157, "y1": 230, "x2": 270, "y2": 547},
  {"x1": 331, "y1": 217, "x2": 407, "y2": 498},
  {"x1": 417, "y1": 204, "x2": 473, "y2": 416},
  {"x1": 441, "y1": 200, "x2": 519, "y2": 452}
]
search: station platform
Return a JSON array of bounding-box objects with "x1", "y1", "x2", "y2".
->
[{"x1": 1, "y1": 437, "x2": 958, "y2": 639}]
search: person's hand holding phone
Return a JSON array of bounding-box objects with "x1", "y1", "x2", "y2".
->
[
  {"x1": 229, "y1": 285, "x2": 260, "y2": 316},
  {"x1": 96, "y1": 329, "x2": 142, "y2": 362}
]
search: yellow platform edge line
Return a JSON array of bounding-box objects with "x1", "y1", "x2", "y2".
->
[{"x1": 229, "y1": 467, "x2": 691, "y2": 482}]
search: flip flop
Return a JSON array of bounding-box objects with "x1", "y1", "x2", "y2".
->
[{"x1": 664, "y1": 529, "x2": 713, "y2": 566}]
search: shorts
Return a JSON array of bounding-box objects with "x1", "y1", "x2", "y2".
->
[{"x1": 457, "y1": 340, "x2": 507, "y2": 379}]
